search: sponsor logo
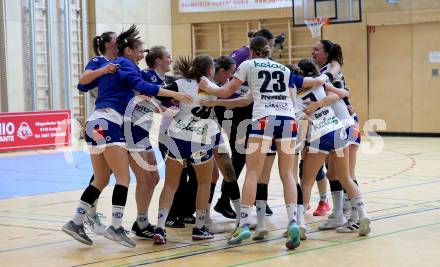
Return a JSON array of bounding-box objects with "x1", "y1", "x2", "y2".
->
[
  {"x1": 261, "y1": 94, "x2": 287, "y2": 101},
  {"x1": 253, "y1": 61, "x2": 286, "y2": 71},
  {"x1": 76, "y1": 207, "x2": 86, "y2": 214},
  {"x1": 311, "y1": 116, "x2": 340, "y2": 130},
  {"x1": 264, "y1": 102, "x2": 290, "y2": 111},
  {"x1": 112, "y1": 212, "x2": 123, "y2": 219},
  {"x1": 240, "y1": 212, "x2": 249, "y2": 219},
  {"x1": 191, "y1": 150, "x2": 209, "y2": 160},
  {"x1": 150, "y1": 76, "x2": 157, "y2": 83},
  {"x1": 314, "y1": 109, "x2": 330, "y2": 119},
  {"x1": 134, "y1": 104, "x2": 155, "y2": 114},
  {"x1": 175, "y1": 117, "x2": 208, "y2": 135},
  {"x1": 0, "y1": 122, "x2": 15, "y2": 142},
  {"x1": 16, "y1": 122, "x2": 33, "y2": 140}
]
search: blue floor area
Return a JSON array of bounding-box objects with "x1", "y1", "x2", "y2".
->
[{"x1": 0, "y1": 149, "x2": 165, "y2": 199}]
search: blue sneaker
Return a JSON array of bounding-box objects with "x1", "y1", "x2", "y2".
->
[
  {"x1": 285, "y1": 220, "x2": 300, "y2": 249},
  {"x1": 227, "y1": 224, "x2": 251, "y2": 245}
]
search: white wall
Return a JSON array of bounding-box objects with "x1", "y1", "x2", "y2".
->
[
  {"x1": 4, "y1": 0, "x2": 26, "y2": 112},
  {"x1": 94, "y1": 0, "x2": 172, "y2": 69}
]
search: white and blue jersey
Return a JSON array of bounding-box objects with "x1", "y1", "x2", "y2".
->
[
  {"x1": 124, "y1": 69, "x2": 165, "y2": 151},
  {"x1": 235, "y1": 58, "x2": 297, "y2": 142},
  {"x1": 320, "y1": 63, "x2": 360, "y2": 145},
  {"x1": 297, "y1": 83, "x2": 347, "y2": 153},
  {"x1": 165, "y1": 78, "x2": 220, "y2": 164}
]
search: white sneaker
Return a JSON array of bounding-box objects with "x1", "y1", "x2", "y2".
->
[
  {"x1": 358, "y1": 216, "x2": 371, "y2": 236},
  {"x1": 206, "y1": 219, "x2": 227, "y2": 234},
  {"x1": 85, "y1": 213, "x2": 106, "y2": 235},
  {"x1": 336, "y1": 220, "x2": 359, "y2": 233},
  {"x1": 319, "y1": 216, "x2": 347, "y2": 230},
  {"x1": 299, "y1": 224, "x2": 308, "y2": 240},
  {"x1": 252, "y1": 227, "x2": 269, "y2": 240}
]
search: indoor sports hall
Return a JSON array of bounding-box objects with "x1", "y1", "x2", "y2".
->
[{"x1": 0, "y1": 1, "x2": 439, "y2": 266}]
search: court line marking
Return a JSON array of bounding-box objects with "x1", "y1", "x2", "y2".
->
[
  {"x1": 228, "y1": 221, "x2": 440, "y2": 267},
  {"x1": 74, "y1": 206, "x2": 440, "y2": 267}
]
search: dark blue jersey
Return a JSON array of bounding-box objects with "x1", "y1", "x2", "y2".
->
[{"x1": 78, "y1": 57, "x2": 160, "y2": 115}]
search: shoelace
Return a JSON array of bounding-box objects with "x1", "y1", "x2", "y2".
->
[{"x1": 78, "y1": 224, "x2": 87, "y2": 235}]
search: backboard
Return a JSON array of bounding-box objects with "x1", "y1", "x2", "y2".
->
[{"x1": 292, "y1": 0, "x2": 362, "y2": 26}]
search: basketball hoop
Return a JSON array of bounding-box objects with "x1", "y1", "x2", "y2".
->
[{"x1": 304, "y1": 18, "x2": 330, "y2": 38}]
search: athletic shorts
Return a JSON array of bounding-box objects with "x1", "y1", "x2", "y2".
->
[
  {"x1": 166, "y1": 137, "x2": 213, "y2": 165},
  {"x1": 249, "y1": 115, "x2": 297, "y2": 141},
  {"x1": 213, "y1": 132, "x2": 226, "y2": 148},
  {"x1": 352, "y1": 113, "x2": 359, "y2": 123},
  {"x1": 125, "y1": 122, "x2": 153, "y2": 152},
  {"x1": 308, "y1": 127, "x2": 349, "y2": 154},
  {"x1": 345, "y1": 124, "x2": 361, "y2": 146},
  {"x1": 84, "y1": 117, "x2": 125, "y2": 148}
]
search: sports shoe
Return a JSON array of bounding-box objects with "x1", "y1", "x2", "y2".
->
[
  {"x1": 227, "y1": 224, "x2": 251, "y2": 245},
  {"x1": 104, "y1": 226, "x2": 136, "y2": 248},
  {"x1": 214, "y1": 200, "x2": 237, "y2": 219},
  {"x1": 131, "y1": 221, "x2": 155, "y2": 239},
  {"x1": 252, "y1": 227, "x2": 269, "y2": 240},
  {"x1": 165, "y1": 217, "x2": 185, "y2": 228},
  {"x1": 265, "y1": 204, "x2": 273, "y2": 216},
  {"x1": 299, "y1": 224, "x2": 308, "y2": 240},
  {"x1": 319, "y1": 216, "x2": 347, "y2": 230},
  {"x1": 336, "y1": 220, "x2": 360, "y2": 233},
  {"x1": 206, "y1": 218, "x2": 226, "y2": 234},
  {"x1": 62, "y1": 220, "x2": 93, "y2": 245},
  {"x1": 153, "y1": 227, "x2": 167, "y2": 245},
  {"x1": 192, "y1": 226, "x2": 214, "y2": 240},
  {"x1": 285, "y1": 220, "x2": 301, "y2": 250},
  {"x1": 358, "y1": 216, "x2": 371, "y2": 236},
  {"x1": 85, "y1": 213, "x2": 106, "y2": 235},
  {"x1": 182, "y1": 215, "x2": 196, "y2": 224},
  {"x1": 313, "y1": 200, "x2": 331, "y2": 216}
]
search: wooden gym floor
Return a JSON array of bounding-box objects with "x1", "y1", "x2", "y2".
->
[{"x1": 0, "y1": 136, "x2": 439, "y2": 267}]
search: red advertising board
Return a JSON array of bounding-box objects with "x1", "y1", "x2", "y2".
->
[{"x1": 0, "y1": 110, "x2": 71, "y2": 152}]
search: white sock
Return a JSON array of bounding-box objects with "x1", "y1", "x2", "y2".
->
[
  {"x1": 137, "y1": 212, "x2": 149, "y2": 229},
  {"x1": 350, "y1": 206, "x2": 359, "y2": 222},
  {"x1": 72, "y1": 201, "x2": 91, "y2": 225},
  {"x1": 206, "y1": 203, "x2": 212, "y2": 221},
  {"x1": 343, "y1": 193, "x2": 351, "y2": 211},
  {"x1": 240, "y1": 205, "x2": 252, "y2": 226},
  {"x1": 196, "y1": 209, "x2": 207, "y2": 229},
  {"x1": 286, "y1": 204, "x2": 298, "y2": 224},
  {"x1": 331, "y1": 191, "x2": 344, "y2": 218},
  {"x1": 157, "y1": 208, "x2": 169, "y2": 229},
  {"x1": 255, "y1": 200, "x2": 267, "y2": 229},
  {"x1": 111, "y1": 205, "x2": 125, "y2": 229},
  {"x1": 232, "y1": 199, "x2": 241, "y2": 225},
  {"x1": 319, "y1": 191, "x2": 328, "y2": 202},
  {"x1": 87, "y1": 199, "x2": 98, "y2": 217},
  {"x1": 297, "y1": 204, "x2": 305, "y2": 226},
  {"x1": 351, "y1": 196, "x2": 368, "y2": 219}
]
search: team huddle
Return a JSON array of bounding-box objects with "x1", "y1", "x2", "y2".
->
[{"x1": 61, "y1": 25, "x2": 371, "y2": 250}]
